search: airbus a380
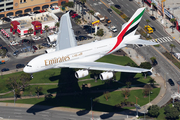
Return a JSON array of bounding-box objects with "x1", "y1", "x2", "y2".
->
[{"x1": 24, "y1": 7, "x2": 158, "y2": 80}]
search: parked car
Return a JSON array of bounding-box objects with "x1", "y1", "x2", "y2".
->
[
  {"x1": 78, "y1": 36, "x2": 87, "y2": 40},
  {"x1": 83, "y1": 25, "x2": 91, "y2": 29},
  {"x1": 32, "y1": 36, "x2": 41, "y2": 40},
  {"x1": 86, "y1": 28, "x2": 95, "y2": 33},
  {"x1": 1, "y1": 68, "x2": 9, "y2": 72},
  {"x1": 16, "y1": 64, "x2": 25, "y2": 69},
  {"x1": 21, "y1": 39, "x2": 30, "y2": 44},
  {"x1": 75, "y1": 15, "x2": 81, "y2": 19},
  {"x1": 10, "y1": 41, "x2": 19, "y2": 45},
  {"x1": 168, "y1": 79, "x2": 175, "y2": 86},
  {"x1": 114, "y1": 4, "x2": 121, "y2": 9},
  {"x1": 107, "y1": 8, "x2": 113, "y2": 13},
  {"x1": 0, "y1": 60, "x2": 5, "y2": 65},
  {"x1": 32, "y1": 46, "x2": 38, "y2": 50},
  {"x1": 72, "y1": 14, "x2": 78, "y2": 18},
  {"x1": 13, "y1": 50, "x2": 19, "y2": 56},
  {"x1": 42, "y1": 43, "x2": 50, "y2": 48},
  {"x1": 150, "y1": 16, "x2": 156, "y2": 21}
]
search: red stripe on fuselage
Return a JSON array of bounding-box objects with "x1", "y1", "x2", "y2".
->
[{"x1": 107, "y1": 20, "x2": 134, "y2": 54}]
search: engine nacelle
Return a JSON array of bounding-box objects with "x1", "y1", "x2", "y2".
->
[
  {"x1": 99, "y1": 72, "x2": 113, "y2": 80},
  {"x1": 47, "y1": 34, "x2": 58, "y2": 43},
  {"x1": 75, "y1": 70, "x2": 89, "y2": 79},
  {"x1": 45, "y1": 48, "x2": 56, "y2": 53}
]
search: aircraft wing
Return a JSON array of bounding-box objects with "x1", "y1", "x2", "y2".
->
[
  {"x1": 56, "y1": 12, "x2": 77, "y2": 51},
  {"x1": 59, "y1": 62, "x2": 150, "y2": 73}
]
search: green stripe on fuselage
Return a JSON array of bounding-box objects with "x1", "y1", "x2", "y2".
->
[{"x1": 131, "y1": 9, "x2": 145, "y2": 25}]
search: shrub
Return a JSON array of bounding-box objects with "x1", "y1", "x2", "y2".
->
[{"x1": 96, "y1": 29, "x2": 104, "y2": 37}]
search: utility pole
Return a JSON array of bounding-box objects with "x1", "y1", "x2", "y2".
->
[
  {"x1": 134, "y1": 96, "x2": 140, "y2": 118},
  {"x1": 91, "y1": 98, "x2": 93, "y2": 120},
  {"x1": 13, "y1": 90, "x2": 15, "y2": 106}
]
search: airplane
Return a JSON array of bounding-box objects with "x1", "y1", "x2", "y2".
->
[{"x1": 23, "y1": 7, "x2": 158, "y2": 80}]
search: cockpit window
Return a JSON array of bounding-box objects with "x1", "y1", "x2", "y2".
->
[{"x1": 26, "y1": 65, "x2": 32, "y2": 67}]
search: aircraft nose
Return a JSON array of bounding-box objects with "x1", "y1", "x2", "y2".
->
[{"x1": 23, "y1": 66, "x2": 31, "y2": 73}]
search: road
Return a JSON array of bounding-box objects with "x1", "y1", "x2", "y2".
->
[
  {"x1": 0, "y1": 106, "x2": 133, "y2": 120},
  {"x1": 86, "y1": 0, "x2": 180, "y2": 106}
]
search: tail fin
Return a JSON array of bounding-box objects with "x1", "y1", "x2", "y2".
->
[
  {"x1": 117, "y1": 7, "x2": 146, "y2": 38},
  {"x1": 107, "y1": 7, "x2": 146, "y2": 54}
]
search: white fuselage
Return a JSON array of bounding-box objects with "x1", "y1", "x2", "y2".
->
[{"x1": 24, "y1": 37, "x2": 127, "y2": 73}]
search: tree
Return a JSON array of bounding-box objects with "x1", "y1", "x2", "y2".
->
[
  {"x1": 151, "y1": 3, "x2": 156, "y2": 16},
  {"x1": 125, "y1": 62, "x2": 138, "y2": 67},
  {"x1": 44, "y1": 25, "x2": 49, "y2": 40},
  {"x1": 121, "y1": 88, "x2": 130, "y2": 99},
  {"x1": 67, "y1": 2, "x2": 74, "y2": 8},
  {"x1": 164, "y1": 105, "x2": 171, "y2": 114},
  {"x1": 165, "y1": 107, "x2": 179, "y2": 119},
  {"x1": 104, "y1": 91, "x2": 111, "y2": 101},
  {"x1": 96, "y1": 29, "x2": 104, "y2": 36},
  {"x1": 170, "y1": 44, "x2": 176, "y2": 54},
  {"x1": 6, "y1": 73, "x2": 30, "y2": 90},
  {"x1": 150, "y1": 57, "x2": 157, "y2": 65},
  {"x1": 45, "y1": 94, "x2": 53, "y2": 101},
  {"x1": 20, "y1": 73, "x2": 31, "y2": 88},
  {"x1": 146, "y1": 19, "x2": 150, "y2": 25},
  {"x1": 174, "y1": 102, "x2": 180, "y2": 111},
  {"x1": 143, "y1": 84, "x2": 153, "y2": 97},
  {"x1": 90, "y1": 70, "x2": 102, "y2": 82},
  {"x1": 14, "y1": 88, "x2": 21, "y2": 100},
  {"x1": 89, "y1": 10, "x2": 94, "y2": 16},
  {"x1": 80, "y1": 0, "x2": 86, "y2": 21},
  {"x1": 28, "y1": 28, "x2": 34, "y2": 51},
  {"x1": 148, "y1": 78, "x2": 155, "y2": 86},
  {"x1": 140, "y1": 62, "x2": 152, "y2": 69},
  {"x1": 35, "y1": 86, "x2": 43, "y2": 99},
  {"x1": 55, "y1": 22, "x2": 59, "y2": 32},
  {"x1": 170, "y1": 18, "x2": 176, "y2": 25},
  {"x1": 147, "y1": 105, "x2": 160, "y2": 117},
  {"x1": 126, "y1": 81, "x2": 131, "y2": 88},
  {"x1": 170, "y1": 18, "x2": 176, "y2": 33},
  {"x1": 0, "y1": 48, "x2": 7, "y2": 57}
]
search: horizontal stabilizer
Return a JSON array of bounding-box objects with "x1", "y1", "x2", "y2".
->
[{"x1": 124, "y1": 38, "x2": 159, "y2": 45}]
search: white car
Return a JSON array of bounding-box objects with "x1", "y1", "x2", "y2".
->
[
  {"x1": 10, "y1": 41, "x2": 19, "y2": 45},
  {"x1": 110, "y1": 26, "x2": 117, "y2": 32},
  {"x1": 32, "y1": 36, "x2": 41, "y2": 40}
]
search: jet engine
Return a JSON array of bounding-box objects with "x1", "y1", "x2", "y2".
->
[
  {"x1": 75, "y1": 70, "x2": 89, "y2": 79},
  {"x1": 45, "y1": 48, "x2": 56, "y2": 53},
  {"x1": 99, "y1": 72, "x2": 113, "y2": 80}
]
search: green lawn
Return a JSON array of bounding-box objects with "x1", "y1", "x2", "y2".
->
[
  {"x1": 0, "y1": 85, "x2": 59, "y2": 98},
  {"x1": 1, "y1": 88, "x2": 160, "y2": 112},
  {"x1": 0, "y1": 54, "x2": 153, "y2": 94}
]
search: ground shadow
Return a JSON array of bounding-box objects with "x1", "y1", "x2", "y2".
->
[{"x1": 26, "y1": 68, "x2": 150, "y2": 118}]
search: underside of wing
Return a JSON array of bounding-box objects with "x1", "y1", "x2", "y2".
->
[
  {"x1": 56, "y1": 12, "x2": 77, "y2": 51},
  {"x1": 59, "y1": 62, "x2": 150, "y2": 73}
]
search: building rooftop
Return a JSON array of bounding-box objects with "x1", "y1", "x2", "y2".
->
[{"x1": 11, "y1": 12, "x2": 57, "y2": 30}]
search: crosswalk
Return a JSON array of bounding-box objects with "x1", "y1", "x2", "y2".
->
[
  {"x1": 135, "y1": 36, "x2": 173, "y2": 48},
  {"x1": 90, "y1": 0, "x2": 113, "y2": 6}
]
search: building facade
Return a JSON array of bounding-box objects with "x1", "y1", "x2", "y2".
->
[{"x1": 0, "y1": 0, "x2": 75, "y2": 17}]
